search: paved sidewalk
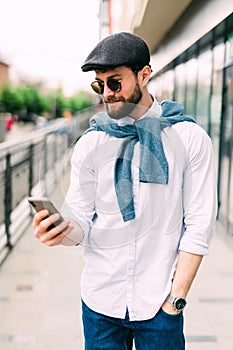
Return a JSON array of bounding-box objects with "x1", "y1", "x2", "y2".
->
[
  {"x1": 0, "y1": 191, "x2": 233, "y2": 349},
  {"x1": 185, "y1": 220, "x2": 233, "y2": 350},
  {"x1": 0, "y1": 176, "x2": 85, "y2": 350},
  {"x1": 5, "y1": 122, "x2": 36, "y2": 142}
]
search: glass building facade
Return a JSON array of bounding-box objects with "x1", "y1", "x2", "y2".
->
[{"x1": 149, "y1": 13, "x2": 233, "y2": 234}]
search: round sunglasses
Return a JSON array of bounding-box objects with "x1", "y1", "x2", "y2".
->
[{"x1": 91, "y1": 79, "x2": 122, "y2": 95}]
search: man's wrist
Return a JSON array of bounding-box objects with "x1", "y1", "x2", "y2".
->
[
  {"x1": 162, "y1": 300, "x2": 181, "y2": 314},
  {"x1": 166, "y1": 294, "x2": 187, "y2": 312}
]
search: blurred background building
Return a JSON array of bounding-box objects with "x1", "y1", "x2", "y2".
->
[
  {"x1": 0, "y1": 59, "x2": 9, "y2": 87},
  {"x1": 99, "y1": 0, "x2": 233, "y2": 234}
]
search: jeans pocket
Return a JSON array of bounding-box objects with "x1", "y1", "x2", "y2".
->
[
  {"x1": 155, "y1": 308, "x2": 183, "y2": 335},
  {"x1": 160, "y1": 308, "x2": 182, "y2": 318}
]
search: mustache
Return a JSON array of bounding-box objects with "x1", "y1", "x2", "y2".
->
[{"x1": 104, "y1": 96, "x2": 125, "y2": 103}]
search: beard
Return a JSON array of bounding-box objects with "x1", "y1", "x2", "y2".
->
[{"x1": 104, "y1": 81, "x2": 142, "y2": 120}]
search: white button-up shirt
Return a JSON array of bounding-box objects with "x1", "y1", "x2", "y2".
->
[{"x1": 61, "y1": 99, "x2": 217, "y2": 321}]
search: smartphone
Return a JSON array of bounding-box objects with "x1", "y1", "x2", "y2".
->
[{"x1": 28, "y1": 196, "x2": 64, "y2": 230}]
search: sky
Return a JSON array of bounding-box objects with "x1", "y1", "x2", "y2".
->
[{"x1": 0, "y1": 0, "x2": 100, "y2": 96}]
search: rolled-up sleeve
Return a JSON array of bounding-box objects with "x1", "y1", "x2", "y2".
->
[{"x1": 179, "y1": 124, "x2": 217, "y2": 255}]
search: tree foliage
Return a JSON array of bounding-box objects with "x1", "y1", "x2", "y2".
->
[{"x1": 0, "y1": 83, "x2": 94, "y2": 121}]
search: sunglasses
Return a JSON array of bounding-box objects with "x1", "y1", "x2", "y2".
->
[{"x1": 91, "y1": 79, "x2": 122, "y2": 94}]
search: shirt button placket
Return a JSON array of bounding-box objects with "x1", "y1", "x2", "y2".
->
[{"x1": 126, "y1": 227, "x2": 137, "y2": 320}]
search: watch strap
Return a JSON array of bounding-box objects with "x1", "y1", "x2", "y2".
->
[
  {"x1": 166, "y1": 294, "x2": 176, "y2": 305},
  {"x1": 166, "y1": 294, "x2": 187, "y2": 311}
]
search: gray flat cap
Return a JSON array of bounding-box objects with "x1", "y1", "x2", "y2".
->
[{"x1": 81, "y1": 32, "x2": 150, "y2": 72}]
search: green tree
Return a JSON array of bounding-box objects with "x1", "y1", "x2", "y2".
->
[
  {"x1": 50, "y1": 90, "x2": 67, "y2": 118},
  {"x1": 21, "y1": 86, "x2": 41, "y2": 115},
  {"x1": 0, "y1": 83, "x2": 95, "y2": 119},
  {"x1": 0, "y1": 84, "x2": 24, "y2": 113},
  {"x1": 68, "y1": 91, "x2": 93, "y2": 114}
]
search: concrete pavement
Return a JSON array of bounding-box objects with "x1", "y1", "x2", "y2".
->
[
  {"x1": 0, "y1": 185, "x2": 232, "y2": 349},
  {"x1": 185, "y1": 220, "x2": 233, "y2": 350}
]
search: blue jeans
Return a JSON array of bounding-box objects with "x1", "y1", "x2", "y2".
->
[{"x1": 82, "y1": 300, "x2": 185, "y2": 350}]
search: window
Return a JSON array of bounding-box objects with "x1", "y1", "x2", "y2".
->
[
  {"x1": 162, "y1": 70, "x2": 174, "y2": 101},
  {"x1": 211, "y1": 42, "x2": 225, "y2": 173},
  {"x1": 219, "y1": 65, "x2": 233, "y2": 231},
  {"x1": 185, "y1": 58, "x2": 198, "y2": 117},
  {"x1": 196, "y1": 49, "x2": 212, "y2": 132},
  {"x1": 149, "y1": 70, "x2": 174, "y2": 102},
  {"x1": 174, "y1": 64, "x2": 186, "y2": 106}
]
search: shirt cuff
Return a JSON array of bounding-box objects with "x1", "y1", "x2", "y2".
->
[{"x1": 179, "y1": 236, "x2": 211, "y2": 256}]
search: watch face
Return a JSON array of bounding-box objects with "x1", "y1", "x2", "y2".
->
[{"x1": 174, "y1": 298, "x2": 187, "y2": 311}]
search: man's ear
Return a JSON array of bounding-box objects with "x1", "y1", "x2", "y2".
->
[{"x1": 139, "y1": 65, "x2": 151, "y2": 86}]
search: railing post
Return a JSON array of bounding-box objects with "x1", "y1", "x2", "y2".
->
[
  {"x1": 53, "y1": 134, "x2": 58, "y2": 184},
  {"x1": 4, "y1": 153, "x2": 13, "y2": 249},
  {"x1": 43, "y1": 135, "x2": 48, "y2": 196},
  {"x1": 28, "y1": 143, "x2": 34, "y2": 196}
]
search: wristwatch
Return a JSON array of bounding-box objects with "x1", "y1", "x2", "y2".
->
[{"x1": 166, "y1": 294, "x2": 187, "y2": 311}]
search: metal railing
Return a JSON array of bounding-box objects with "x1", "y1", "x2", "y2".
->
[{"x1": 0, "y1": 111, "x2": 90, "y2": 265}]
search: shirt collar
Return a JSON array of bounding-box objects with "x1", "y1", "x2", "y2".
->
[{"x1": 116, "y1": 96, "x2": 162, "y2": 126}]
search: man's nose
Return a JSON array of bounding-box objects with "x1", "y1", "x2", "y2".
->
[{"x1": 102, "y1": 84, "x2": 115, "y2": 98}]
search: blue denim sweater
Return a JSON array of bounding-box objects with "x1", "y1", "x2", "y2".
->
[{"x1": 85, "y1": 100, "x2": 195, "y2": 222}]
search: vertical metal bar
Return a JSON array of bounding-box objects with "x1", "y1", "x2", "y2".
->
[
  {"x1": 217, "y1": 24, "x2": 228, "y2": 220},
  {"x1": 226, "y1": 103, "x2": 233, "y2": 233},
  {"x1": 53, "y1": 134, "x2": 57, "y2": 184},
  {"x1": 183, "y1": 53, "x2": 188, "y2": 112},
  {"x1": 43, "y1": 135, "x2": 48, "y2": 196},
  {"x1": 193, "y1": 44, "x2": 199, "y2": 119},
  {"x1": 208, "y1": 33, "x2": 215, "y2": 137},
  {"x1": 54, "y1": 135, "x2": 57, "y2": 164},
  {"x1": 173, "y1": 65, "x2": 177, "y2": 101},
  {"x1": 4, "y1": 153, "x2": 12, "y2": 249},
  {"x1": 28, "y1": 143, "x2": 34, "y2": 195}
]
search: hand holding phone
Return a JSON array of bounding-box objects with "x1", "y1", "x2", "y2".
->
[
  {"x1": 28, "y1": 196, "x2": 84, "y2": 246},
  {"x1": 28, "y1": 197, "x2": 65, "y2": 231}
]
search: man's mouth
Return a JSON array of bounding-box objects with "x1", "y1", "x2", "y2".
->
[{"x1": 105, "y1": 99, "x2": 121, "y2": 104}]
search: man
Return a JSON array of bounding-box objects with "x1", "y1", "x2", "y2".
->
[{"x1": 33, "y1": 32, "x2": 217, "y2": 349}]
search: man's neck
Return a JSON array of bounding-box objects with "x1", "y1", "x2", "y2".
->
[{"x1": 129, "y1": 92, "x2": 154, "y2": 120}]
